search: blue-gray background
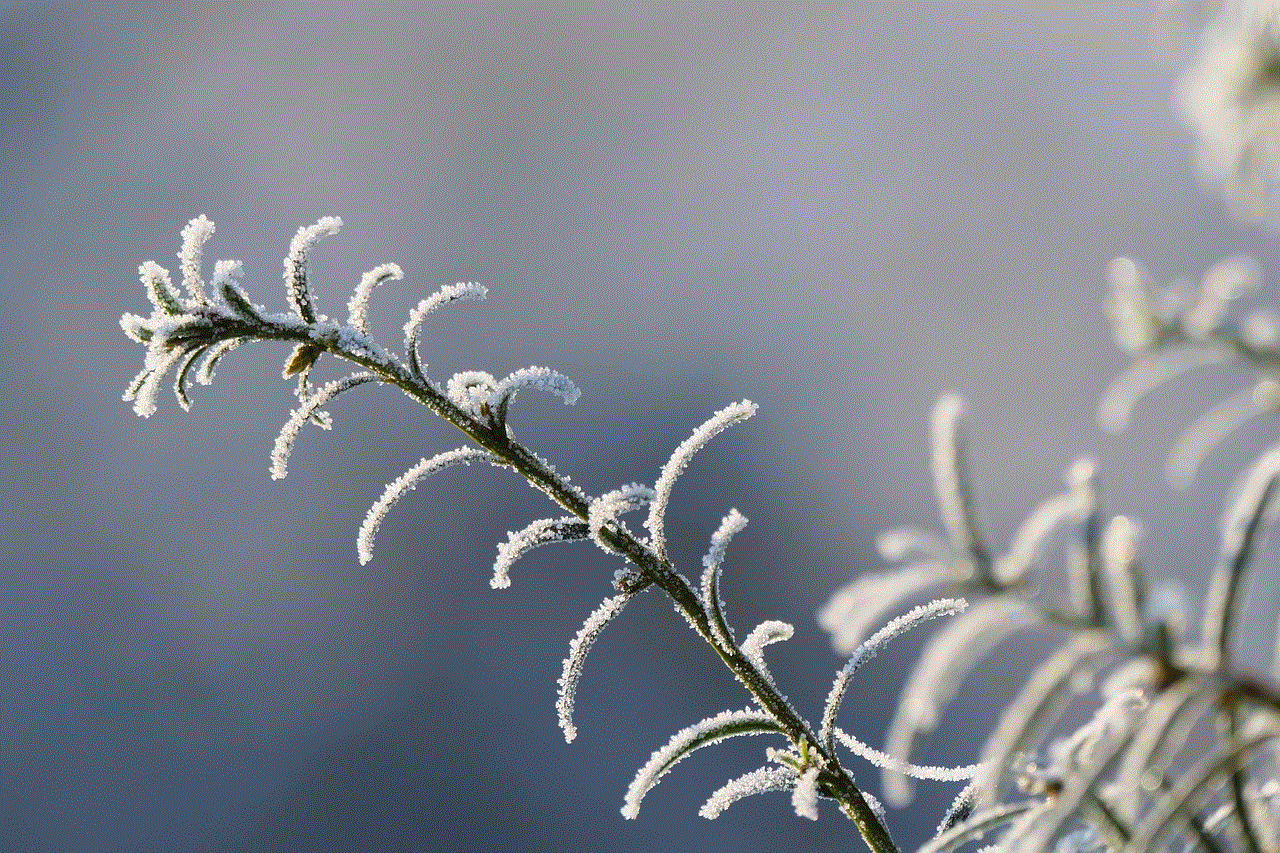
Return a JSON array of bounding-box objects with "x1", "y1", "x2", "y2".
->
[{"x1": 4, "y1": 3, "x2": 1277, "y2": 851}]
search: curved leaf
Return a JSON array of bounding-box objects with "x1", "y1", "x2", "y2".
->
[
  {"x1": 701, "y1": 509, "x2": 747, "y2": 651},
  {"x1": 357, "y1": 447, "x2": 498, "y2": 565},
  {"x1": 347, "y1": 262, "x2": 403, "y2": 335},
  {"x1": 645, "y1": 400, "x2": 756, "y2": 558},
  {"x1": 882, "y1": 597, "x2": 1029, "y2": 806},
  {"x1": 271, "y1": 372, "x2": 376, "y2": 479},
  {"x1": 821, "y1": 598, "x2": 965, "y2": 757},
  {"x1": 283, "y1": 217, "x2": 341, "y2": 323},
  {"x1": 178, "y1": 215, "x2": 215, "y2": 304},
  {"x1": 621, "y1": 708, "x2": 783, "y2": 819},
  {"x1": 491, "y1": 516, "x2": 589, "y2": 589},
  {"x1": 402, "y1": 281, "x2": 487, "y2": 378},
  {"x1": 557, "y1": 592, "x2": 633, "y2": 743},
  {"x1": 490, "y1": 366, "x2": 580, "y2": 425},
  {"x1": 930, "y1": 393, "x2": 992, "y2": 572},
  {"x1": 698, "y1": 765, "x2": 798, "y2": 819},
  {"x1": 1205, "y1": 441, "x2": 1280, "y2": 667}
]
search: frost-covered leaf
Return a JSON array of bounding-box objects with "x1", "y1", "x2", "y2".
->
[
  {"x1": 882, "y1": 597, "x2": 1030, "y2": 806},
  {"x1": 193, "y1": 337, "x2": 244, "y2": 387},
  {"x1": 490, "y1": 366, "x2": 580, "y2": 425},
  {"x1": 446, "y1": 370, "x2": 497, "y2": 416},
  {"x1": 918, "y1": 801, "x2": 1044, "y2": 853},
  {"x1": 698, "y1": 765, "x2": 799, "y2": 819},
  {"x1": 740, "y1": 620, "x2": 793, "y2": 687},
  {"x1": 994, "y1": 462, "x2": 1095, "y2": 587},
  {"x1": 931, "y1": 393, "x2": 992, "y2": 569},
  {"x1": 1097, "y1": 346, "x2": 1226, "y2": 434},
  {"x1": 282, "y1": 342, "x2": 323, "y2": 378},
  {"x1": 347, "y1": 262, "x2": 403, "y2": 335},
  {"x1": 283, "y1": 217, "x2": 340, "y2": 323},
  {"x1": 140, "y1": 260, "x2": 184, "y2": 316},
  {"x1": 172, "y1": 344, "x2": 211, "y2": 411},
  {"x1": 558, "y1": 593, "x2": 633, "y2": 743},
  {"x1": 833, "y1": 727, "x2": 982, "y2": 783},
  {"x1": 818, "y1": 561, "x2": 954, "y2": 656},
  {"x1": 621, "y1": 708, "x2": 782, "y2": 819},
  {"x1": 124, "y1": 344, "x2": 188, "y2": 418},
  {"x1": 218, "y1": 277, "x2": 265, "y2": 324},
  {"x1": 645, "y1": 400, "x2": 757, "y2": 558},
  {"x1": 357, "y1": 447, "x2": 499, "y2": 565},
  {"x1": 178, "y1": 214, "x2": 215, "y2": 304},
  {"x1": 1204, "y1": 440, "x2": 1280, "y2": 666},
  {"x1": 403, "y1": 281, "x2": 487, "y2": 377},
  {"x1": 1101, "y1": 515, "x2": 1144, "y2": 647},
  {"x1": 587, "y1": 483, "x2": 655, "y2": 554},
  {"x1": 1006, "y1": 692, "x2": 1148, "y2": 853},
  {"x1": 821, "y1": 598, "x2": 965, "y2": 755},
  {"x1": 491, "y1": 516, "x2": 589, "y2": 589},
  {"x1": 701, "y1": 508, "x2": 747, "y2": 651},
  {"x1": 271, "y1": 372, "x2": 377, "y2": 479},
  {"x1": 1167, "y1": 384, "x2": 1275, "y2": 489}
]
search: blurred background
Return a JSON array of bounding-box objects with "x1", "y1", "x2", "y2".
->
[{"x1": 4, "y1": 3, "x2": 1278, "y2": 851}]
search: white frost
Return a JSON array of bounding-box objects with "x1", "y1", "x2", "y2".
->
[
  {"x1": 587, "y1": 483, "x2": 655, "y2": 553},
  {"x1": 821, "y1": 598, "x2": 966, "y2": 755},
  {"x1": 490, "y1": 366, "x2": 581, "y2": 411},
  {"x1": 403, "y1": 282, "x2": 487, "y2": 374},
  {"x1": 698, "y1": 765, "x2": 798, "y2": 819},
  {"x1": 791, "y1": 765, "x2": 821, "y2": 820},
  {"x1": 621, "y1": 707, "x2": 779, "y2": 819}
]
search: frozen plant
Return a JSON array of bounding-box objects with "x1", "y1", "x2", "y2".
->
[
  {"x1": 1179, "y1": 0, "x2": 1280, "y2": 226},
  {"x1": 120, "y1": 211, "x2": 1280, "y2": 853}
]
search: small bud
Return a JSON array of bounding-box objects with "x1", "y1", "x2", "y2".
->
[{"x1": 283, "y1": 342, "x2": 322, "y2": 377}]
